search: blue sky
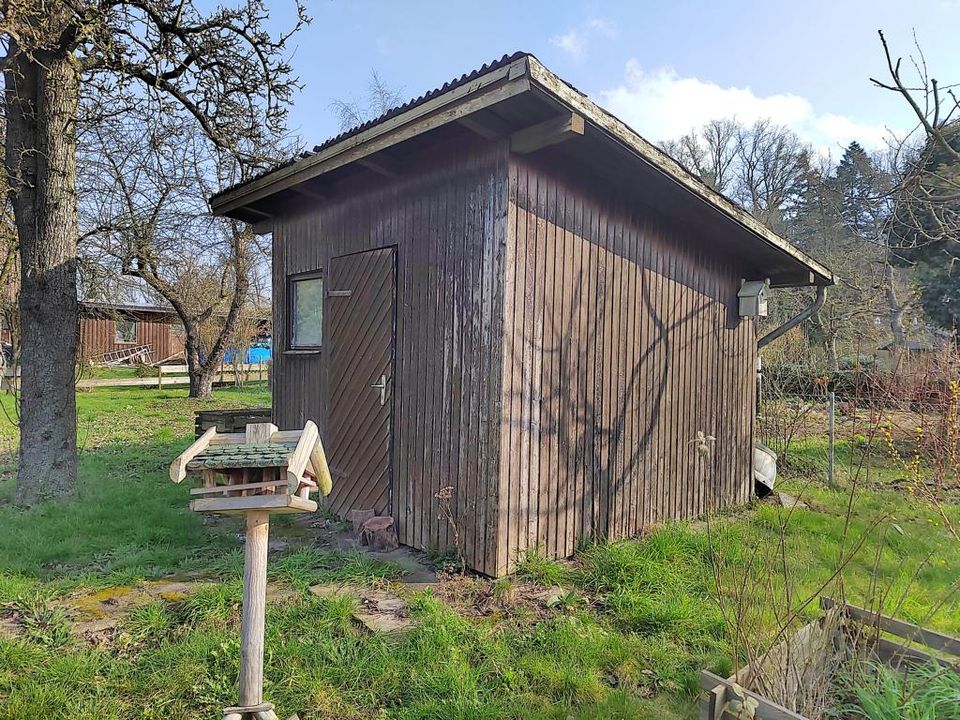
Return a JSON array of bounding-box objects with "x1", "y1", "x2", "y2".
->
[{"x1": 264, "y1": 0, "x2": 959, "y2": 158}]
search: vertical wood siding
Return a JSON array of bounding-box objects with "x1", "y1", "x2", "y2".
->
[
  {"x1": 495, "y1": 156, "x2": 756, "y2": 574},
  {"x1": 78, "y1": 315, "x2": 183, "y2": 362},
  {"x1": 272, "y1": 142, "x2": 509, "y2": 575}
]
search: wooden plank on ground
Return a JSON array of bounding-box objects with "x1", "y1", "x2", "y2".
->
[
  {"x1": 699, "y1": 671, "x2": 807, "y2": 720},
  {"x1": 821, "y1": 597, "x2": 960, "y2": 658}
]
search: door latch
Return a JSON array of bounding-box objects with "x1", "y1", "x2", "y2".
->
[{"x1": 371, "y1": 374, "x2": 388, "y2": 406}]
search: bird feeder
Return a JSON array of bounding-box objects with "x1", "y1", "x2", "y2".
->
[{"x1": 170, "y1": 420, "x2": 332, "y2": 720}]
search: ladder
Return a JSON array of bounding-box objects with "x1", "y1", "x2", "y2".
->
[{"x1": 95, "y1": 344, "x2": 153, "y2": 366}]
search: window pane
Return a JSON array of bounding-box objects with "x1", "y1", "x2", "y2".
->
[
  {"x1": 116, "y1": 319, "x2": 136, "y2": 343},
  {"x1": 292, "y1": 277, "x2": 323, "y2": 347}
]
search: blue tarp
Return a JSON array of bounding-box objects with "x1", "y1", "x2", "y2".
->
[{"x1": 224, "y1": 343, "x2": 271, "y2": 364}]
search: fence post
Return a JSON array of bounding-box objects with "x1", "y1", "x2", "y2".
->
[{"x1": 828, "y1": 390, "x2": 836, "y2": 487}]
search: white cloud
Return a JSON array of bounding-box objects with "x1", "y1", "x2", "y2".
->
[
  {"x1": 599, "y1": 60, "x2": 894, "y2": 156},
  {"x1": 586, "y1": 18, "x2": 617, "y2": 37},
  {"x1": 551, "y1": 30, "x2": 587, "y2": 61},
  {"x1": 551, "y1": 17, "x2": 617, "y2": 62}
]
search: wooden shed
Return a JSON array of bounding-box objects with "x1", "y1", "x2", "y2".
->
[
  {"x1": 79, "y1": 301, "x2": 185, "y2": 364},
  {"x1": 210, "y1": 53, "x2": 834, "y2": 576}
]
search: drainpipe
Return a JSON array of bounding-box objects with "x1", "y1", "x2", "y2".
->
[
  {"x1": 754, "y1": 283, "x2": 827, "y2": 496},
  {"x1": 758, "y1": 284, "x2": 827, "y2": 350}
]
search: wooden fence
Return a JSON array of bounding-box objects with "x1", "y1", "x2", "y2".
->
[
  {"x1": 2, "y1": 363, "x2": 269, "y2": 391},
  {"x1": 699, "y1": 597, "x2": 960, "y2": 720}
]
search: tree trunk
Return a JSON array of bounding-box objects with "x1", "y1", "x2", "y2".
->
[
  {"x1": 4, "y1": 45, "x2": 80, "y2": 505},
  {"x1": 885, "y1": 261, "x2": 907, "y2": 348},
  {"x1": 827, "y1": 334, "x2": 840, "y2": 372},
  {"x1": 183, "y1": 333, "x2": 216, "y2": 399},
  {"x1": 189, "y1": 369, "x2": 216, "y2": 399}
]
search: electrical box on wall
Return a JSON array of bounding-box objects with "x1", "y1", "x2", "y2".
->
[{"x1": 738, "y1": 280, "x2": 769, "y2": 318}]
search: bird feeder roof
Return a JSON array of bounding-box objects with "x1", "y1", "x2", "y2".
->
[{"x1": 185, "y1": 442, "x2": 299, "y2": 471}]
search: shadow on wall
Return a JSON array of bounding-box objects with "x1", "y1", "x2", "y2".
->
[{"x1": 500, "y1": 229, "x2": 752, "y2": 559}]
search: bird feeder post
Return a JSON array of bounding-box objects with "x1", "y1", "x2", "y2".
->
[
  {"x1": 170, "y1": 421, "x2": 333, "y2": 720},
  {"x1": 239, "y1": 510, "x2": 270, "y2": 710}
]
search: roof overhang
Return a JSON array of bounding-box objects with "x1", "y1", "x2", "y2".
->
[{"x1": 210, "y1": 54, "x2": 834, "y2": 289}]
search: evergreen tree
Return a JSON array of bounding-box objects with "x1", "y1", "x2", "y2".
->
[
  {"x1": 834, "y1": 142, "x2": 885, "y2": 236},
  {"x1": 890, "y1": 125, "x2": 960, "y2": 330}
]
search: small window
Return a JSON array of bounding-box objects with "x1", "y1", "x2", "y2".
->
[
  {"x1": 290, "y1": 274, "x2": 323, "y2": 348},
  {"x1": 115, "y1": 319, "x2": 137, "y2": 343}
]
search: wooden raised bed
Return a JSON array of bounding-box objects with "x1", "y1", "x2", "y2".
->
[
  {"x1": 195, "y1": 408, "x2": 272, "y2": 438},
  {"x1": 699, "y1": 597, "x2": 960, "y2": 720}
]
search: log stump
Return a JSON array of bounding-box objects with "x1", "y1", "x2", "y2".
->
[
  {"x1": 349, "y1": 508, "x2": 376, "y2": 535},
  {"x1": 360, "y1": 516, "x2": 399, "y2": 552}
]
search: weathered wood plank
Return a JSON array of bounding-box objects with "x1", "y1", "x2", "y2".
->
[
  {"x1": 821, "y1": 597, "x2": 960, "y2": 658},
  {"x1": 699, "y1": 670, "x2": 807, "y2": 720},
  {"x1": 509, "y1": 112, "x2": 585, "y2": 155}
]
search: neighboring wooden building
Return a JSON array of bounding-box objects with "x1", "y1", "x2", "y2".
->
[
  {"x1": 875, "y1": 332, "x2": 950, "y2": 375},
  {"x1": 210, "y1": 53, "x2": 834, "y2": 575},
  {"x1": 79, "y1": 301, "x2": 185, "y2": 364}
]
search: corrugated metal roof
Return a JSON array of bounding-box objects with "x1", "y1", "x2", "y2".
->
[
  {"x1": 211, "y1": 51, "x2": 531, "y2": 202},
  {"x1": 80, "y1": 300, "x2": 176, "y2": 316}
]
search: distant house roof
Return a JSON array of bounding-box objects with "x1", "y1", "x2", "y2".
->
[
  {"x1": 878, "y1": 327, "x2": 951, "y2": 352},
  {"x1": 878, "y1": 340, "x2": 931, "y2": 351},
  {"x1": 210, "y1": 52, "x2": 834, "y2": 289},
  {"x1": 80, "y1": 301, "x2": 177, "y2": 317}
]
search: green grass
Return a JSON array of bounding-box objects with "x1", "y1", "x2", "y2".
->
[
  {"x1": 834, "y1": 661, "x2": 960, "y2": 719},
  {"x1": 0, "y1": 394, "x2": 958, "y2": 719}
]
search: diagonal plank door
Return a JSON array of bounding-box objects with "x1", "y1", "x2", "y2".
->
[{"x1": 327, "y1": 247, "x2": 396, "y2": 516}]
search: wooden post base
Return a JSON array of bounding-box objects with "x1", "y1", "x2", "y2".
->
[{"x1": 223, "y1": 701, "x2": 279, "y2": 719}]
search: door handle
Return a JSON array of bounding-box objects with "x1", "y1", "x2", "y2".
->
[{"x1": 371, "y1": 374, "x2": 388, "y2": 406}]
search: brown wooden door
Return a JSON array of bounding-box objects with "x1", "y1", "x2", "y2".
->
[{"x1": 327, "y1": 247, "x2": 396, "y2": 516}]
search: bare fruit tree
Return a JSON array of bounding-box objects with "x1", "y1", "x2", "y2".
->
[
  {"x1": 1, "y1": 1, "x2": 307, "y2": 505},
  {"x1": 330, "y1": 70, "x2": 404, "y2": 132},
  {"x1": 81, "y1": 112, "x2": 274, "y2": 398},
  {"x1": 873, "y1": 30, "x2": 960, "y2": 333}
]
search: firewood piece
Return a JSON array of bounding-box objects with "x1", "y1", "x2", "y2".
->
[
  {"x1": 360, "y1": 516, "x2": 399, "y2": 552},
  {"x1": 349, "y1": 509, "x2": 376, "y2": 535}
]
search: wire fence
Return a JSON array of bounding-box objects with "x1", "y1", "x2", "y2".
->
[{"x1": 758, "y1": 364, "x2": 960, "y2": 498}]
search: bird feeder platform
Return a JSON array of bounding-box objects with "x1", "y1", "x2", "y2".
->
[
  {"x1": 170, "y1": 420, "x2": 332, "y2": 515},
  {"x1": 170, "y1": 420, "x2": 332, "y2": 720}
]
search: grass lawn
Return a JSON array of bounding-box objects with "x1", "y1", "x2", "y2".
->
[{"x1": 0, "y1": 385, "x2": 957, "y2": 719}]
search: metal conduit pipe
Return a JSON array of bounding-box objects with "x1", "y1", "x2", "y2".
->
[{"x1": 757, "y1": 284, "x2": 827, "y2": 350}]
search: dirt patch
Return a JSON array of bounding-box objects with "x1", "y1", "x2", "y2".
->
[
  {"x1": 17, "y1": 579, "x2": 300, "y2": 643},
  {"x1": 0, "y1": 614, "x2": 19, "y2": 640},
  {"x1": 64, "y1": 580, "x2": 197, "y2": 637},
  {"x1": 310, "y1": 582, "x2": 419, "y2": 633},
  {"x1": 417, "y1": 574, "x2": 588, "y2": 622},
  {"x1": 292, "y1": 515, "x2": 439, "y2": 583}
]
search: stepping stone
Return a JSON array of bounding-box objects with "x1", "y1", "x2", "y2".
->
[
  {"x1": 352, "y1": 610, "x2": 417, "y2": 634},
  {"x1": 775, "y1": 492, "x2": 808, "y2": 510},
  {"x1": 531, "y1": 585, "x2": 567, "y2": 607},
  {"x1": 309, "y1": 583, "x2": 362, "y2": 600},
  {"x1": 372, "y1": 597, "x2": 406, "y2": 613}
]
